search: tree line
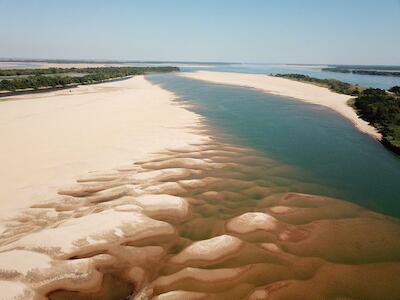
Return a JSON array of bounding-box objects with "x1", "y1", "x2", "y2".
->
[
  {"x1": 322, "y1": 67, "x2": 400, "y2": 77},
  {"x1": 0, "y1": 66, "x2": 179, "y2": 91},
  {"x1": 354, "y1": 87, "x2": 400, "y2": 153},
  {"x1": 275, "y1": 73, "x2": 400, "y2": 155},
  {"x1": 275, "y1": 73, "x2": 365, "y2": 95}
]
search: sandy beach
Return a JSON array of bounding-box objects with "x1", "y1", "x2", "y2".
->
[
  {"x1": 0, "y1": 76, "x2": 204, "y2": 220},
  {"x1": 181, "y1": 71, "x2": 381, "y2": 139}
]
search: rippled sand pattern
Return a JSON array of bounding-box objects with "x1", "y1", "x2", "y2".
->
[{"x1": 0, "y1": 140, "x2": 399, "y2": 300}]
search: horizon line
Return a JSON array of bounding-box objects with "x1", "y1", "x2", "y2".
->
[{"x1": 1, "y1": 58, "x2": 400, "y2": 67}]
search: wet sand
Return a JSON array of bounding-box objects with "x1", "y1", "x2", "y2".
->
[
  {"x1": 0, "y1": 137, "x2": 398, "y2": 299},
  {"x1": 181, "y1": 71, "x2": 381, "y2": 139}
]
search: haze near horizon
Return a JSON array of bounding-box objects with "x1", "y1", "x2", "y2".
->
[{"x1": 0, "y1": 0, "x2": 400, "y2": 65}]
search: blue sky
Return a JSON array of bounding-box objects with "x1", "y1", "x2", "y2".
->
[{"x1": 0, "y1": 0, "x2": 399, "y2": 64}]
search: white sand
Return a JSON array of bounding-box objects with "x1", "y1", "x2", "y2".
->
[
  {"x1": 269, "y1": 206, "x2": 297, "y2": 214},
  {"x1": 0, "y1": 250, "x2": 109, "y2": 298},
  {"x1": 226, "y1": 212, "x2": 278, "y2": 234},
  {"x1": 170, "y1": 234, "x2": 243, "y2": 264},
  {"x1": 152, "y1": 266, "x2": 247, "y2": 288},
  {"x1": 0, "y1": 76, "x2": 204, "y2": 220},
  {"x1": 0, "y1": 281, "x2": 34, "y2": 300},
  {"x1": 181, "y1": 71, "x2": 381, "y2": 139},
  {"x1": 2, "y1": 210, "x2": 174, "y2": 258},
  {"x1": 0, "y1": 77, "x2": 208, "y2": 298},
  {"x1": 153, "y1": 291, "x2": 208, "y2": 300},
  {"x1": 0, "y1": 250, "x2": 52, "y2": 274},
  {"x1": 134, "y1": 194, "x2": 189, "y2": 220}
]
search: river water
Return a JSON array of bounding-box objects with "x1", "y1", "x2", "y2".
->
[{"x1": 148, "y1": 73, "x2": 400, "y2": 218}]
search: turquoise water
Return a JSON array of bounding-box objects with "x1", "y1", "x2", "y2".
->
[
  {"x1": 148, "y1": 73, "x2": 400, "y2": 218},
  {"x1": 181, "y1": 63, "x2": 400, "y2": 89}
]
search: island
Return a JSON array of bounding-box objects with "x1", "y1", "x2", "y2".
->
[
  {"x1": 322, "y1": 65, "x2": 400, "y2": 77},
  {"x1": 0, "y1": 66, "x2": 179, "y2": 96}
]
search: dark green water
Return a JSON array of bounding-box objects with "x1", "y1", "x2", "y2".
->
[{"x1": 148, "y1": 73, "x2": 400, "y2": 218}]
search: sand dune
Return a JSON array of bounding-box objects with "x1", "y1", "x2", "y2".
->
[{"x1": 181, "y1": 71, "x2": 381, "y2": 139}]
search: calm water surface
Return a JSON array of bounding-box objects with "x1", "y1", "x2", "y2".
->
[
  {"x1": 181, "y1": 63, "x2": 400, "y2": 89},
  {"x1": 148, "y1": 73, "x2": 400, "y2": 218}
]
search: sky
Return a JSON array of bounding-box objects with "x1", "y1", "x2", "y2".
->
[{"x1": 0, "y1": 0, "x2": 399, "y2": 65}]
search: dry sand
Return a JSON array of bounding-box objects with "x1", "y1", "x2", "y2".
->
[
  {"x1": 181, "y1": 71, "x2": 381, "y2": 139},
  {"x1": 0, "y1": 75, "x2": 209, "y2": 299},
  {"x1": 0, "y1": 76, "x2": 204, "y2": 220}
]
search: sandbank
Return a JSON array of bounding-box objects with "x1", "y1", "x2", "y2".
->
[{"x1": 0, "y1": 76, "x2": 204, "y2": 220}]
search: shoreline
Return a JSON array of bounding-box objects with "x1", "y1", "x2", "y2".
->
[
  {"x1": 0, "y1": 75, "x2": 206, "y2": 220},
  {"x1": 181, "y1": 71, "x2": 382, "y2": 140},
  {"x1": 0, "y1": 75, "x2": 135, "y2": 98},
  {"x1": 1, "y1": 137, "x2": 399, "y2": 299},
  {"x1": 0, "y1": 73, "x2": 399, "y2": 299}
]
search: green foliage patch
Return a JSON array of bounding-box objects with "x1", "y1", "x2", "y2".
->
[{"x1": 0, "y1": 66, "x2": 179, "y2": 91}]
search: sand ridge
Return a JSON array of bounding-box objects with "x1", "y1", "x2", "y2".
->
[{"x1": 0, "y1": 140, "x2": 399, "y2": 299}]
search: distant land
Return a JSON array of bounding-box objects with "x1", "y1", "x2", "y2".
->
[
  {"x1": 0, "y1": 58, "x2": 235, "y2": 65},
  {"x1": 0, "y1": 66, "x2": 180, "y2": 96},
  {"x1": 2, "y1": 59, "x2": 400, "y2": 69},
  {"x1": 275, "y1": 73, "x2": 400, "y2": 155},
  {"x1": 322, "y1": 65, "x2": 400, "y2": 77}
]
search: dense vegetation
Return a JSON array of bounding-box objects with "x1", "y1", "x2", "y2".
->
[
  {"x1": 354, "y1": 88, "x2": 400, "y2": 153},
  {"x1": 322, "y1": 67, "x2": 400, "y2": 77},
  {"x1": 275, "y1": 74, "x2": 400, "y2": 155},
  {"x1": 389, "y1": 86, "x2": 400, "y2": 96},
  {"x1": 275, "y1": 73, "x2": 364, "y2": 95},
  {"x1": 0, "y1": 66, "x2": 179, "y2": 92}
]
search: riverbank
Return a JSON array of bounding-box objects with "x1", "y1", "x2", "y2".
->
[
  {"x1": 181, "y1": 71, "x2": 381, "y2": 139},
  {"x1": 0, "y1": 76, "x2": 139, "y2": 98},
  {"x1": 0, "y1": 75, "x2": 205, "y2": 220},
  {"x1": 0, "y1": 74, "x2": 399, "y2": 300}
]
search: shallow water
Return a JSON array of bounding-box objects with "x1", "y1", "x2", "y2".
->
[
  {"x1": 45, "y1": 139, "x2": 400, "y2": 300},
  {"x1": 148, "y1": 73, "x2": 400, "y2": 218}
]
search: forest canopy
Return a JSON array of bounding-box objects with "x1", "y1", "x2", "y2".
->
[{"x1": 0, "y1": 66, "x2": 179, "y2": 91}]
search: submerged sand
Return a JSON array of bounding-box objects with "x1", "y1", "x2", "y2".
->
[
  {"x1": 181, "y1": 71, "x2": 381, "y2": 139},
  {"x1": 0, "y1": 140, "x2": 398, "y2": 300},
  {"x1": 0, "y1": 73, "x2": 399, "y2": 300}
]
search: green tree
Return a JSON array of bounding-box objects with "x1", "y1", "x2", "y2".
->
[{"x1": 389, "y1": 86, "x2": 400, "y2": 96}]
